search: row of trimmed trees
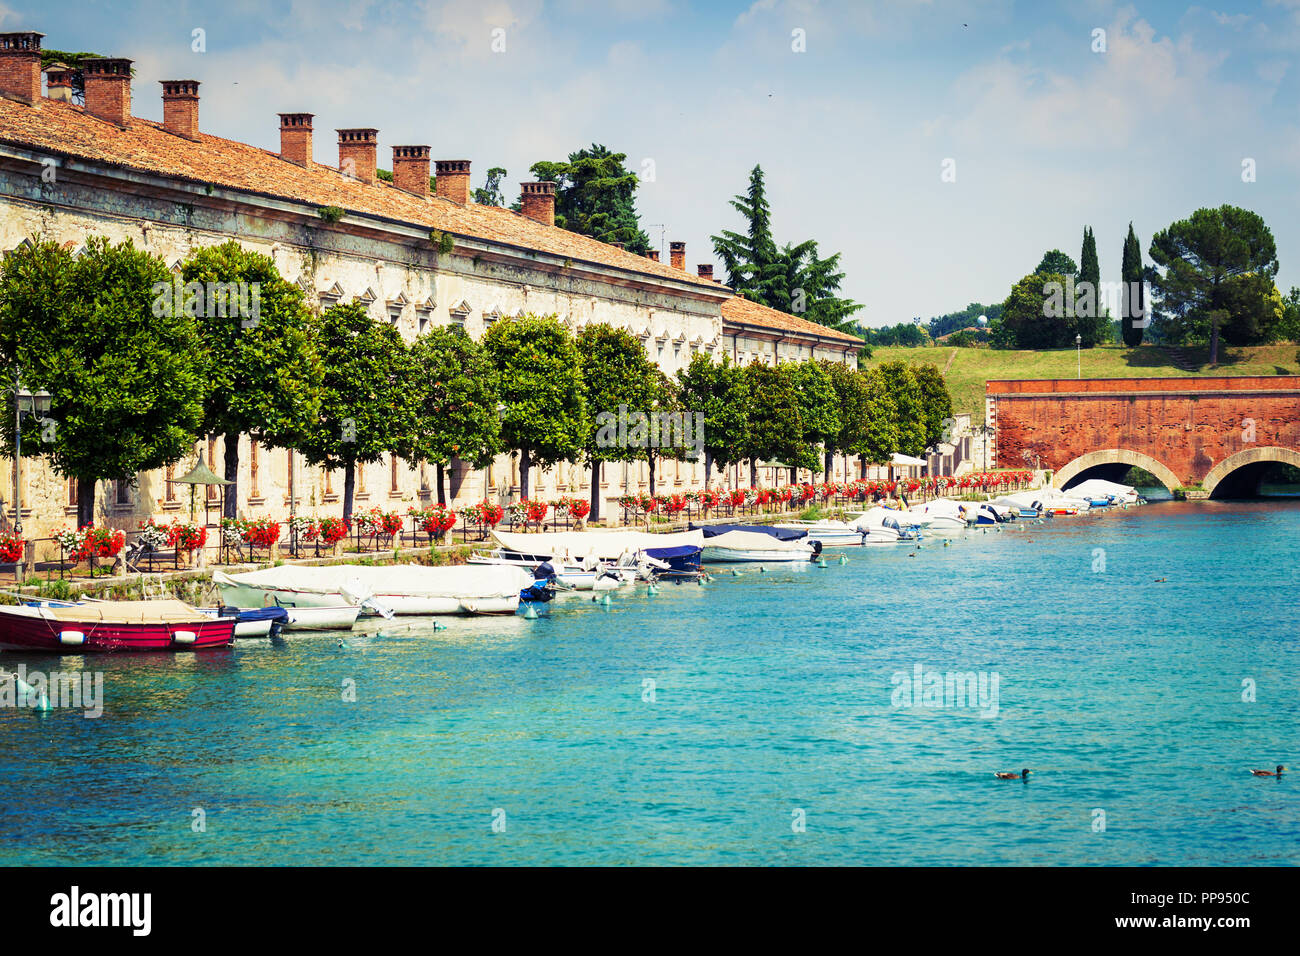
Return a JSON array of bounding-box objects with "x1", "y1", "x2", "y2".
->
[{"x1": 0, "y1": 235, "x2": 950, "y2": 528}]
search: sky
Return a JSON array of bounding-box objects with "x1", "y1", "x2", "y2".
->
[{"x1": 3, "y1": 0, "x2": 1299, "y2": 327}]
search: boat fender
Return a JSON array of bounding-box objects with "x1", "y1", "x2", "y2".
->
[
  {"x1": 58, "y1": 630, "x2": 85, "y2": 647},
  {"x1": 173, "y1": 630, "x2": 197, "y2": 645}
]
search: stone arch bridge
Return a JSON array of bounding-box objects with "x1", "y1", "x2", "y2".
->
[{"x1": 985, "y1": 377, "x2": 1300, "y2": 497}]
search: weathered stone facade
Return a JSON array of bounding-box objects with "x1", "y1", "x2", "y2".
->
[{"x1": 0, "y1": 29, "x2": 863, "y2": 548}]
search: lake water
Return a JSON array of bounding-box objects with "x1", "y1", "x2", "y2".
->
[{"x1": 2, "y1": 500, "x2": 1298, "y2": 866}]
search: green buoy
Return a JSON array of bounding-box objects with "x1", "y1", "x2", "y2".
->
[{"x1": 523, "y1": 604, "x2": 538, "y2": 619}]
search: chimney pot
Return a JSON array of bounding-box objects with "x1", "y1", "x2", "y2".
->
[
  {"x1": 278, "y1": 113, "x2": 314, "y2": 166},
  {"x1": 337, "y1": 127, "x2": 378, "y2": 184},
  {"x1": 646, "y1": 249, "x2": 660, "y2": 262},
  {"x1": 519, "y1": 180, "x2": 556, "y2": 226},
  {"x1": 160, "y1": 79, "x2": 200, "y2": 140},
  {"x1": 0, "y1": 31, "x2": 43, "y2": 106},
  {"x1": 83, "y1": 57, "x2": 133, "y2": 127},
  {"x1": 435, "y1": 159, "x2": 472, "y2": 204},
  {"x1": 696, "y1": 264, "x2": 714, "y2": 280},
  {"x1": 669, "y1": 241, "x2": 686, "y2": 271},
  {"x1": 392, "y1": 145, "x2": 431, "y2": 197},
  {"x1": 0, "y1": 30, "x2": 41, "y2": 106}
]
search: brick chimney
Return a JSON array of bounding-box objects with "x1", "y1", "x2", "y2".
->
[
  {"x1": 697, "y1": 264, "x2": 713, "y2": 281},
  {"x1": 519, "y1": 181, "x2": 556, "y2": 226},
  {"x1": 83, "y1": 58, "x2": 133, "y2": 127},
  {"x1": 278, "y1": 113, "x2": 313, "y2": 166},
  {"x1": 392, "y1": 145, "x2": 430, "y2": 197},
  {"x1": 669, "y1": 241, "x2": 686, "y2": 271},
  {"x1": 45, "y1": 64, "x2": 72, "y2": 102},
  {"x1": 435, "y1": 160, "x2": 471, "y2": 204},
  {"x1": 0, "y1": 31, "x2": 42, "y2": 105},
  {"x1": 646, "y1": 250, "x2": 660, "y2": 262},
  {"x1": 337, "y1": 128, "x2": 378, "y2": 183},
  {"x1": 160, "y1": 80, "x2": 200, "y2": 140}
]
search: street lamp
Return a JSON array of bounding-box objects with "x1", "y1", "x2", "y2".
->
[
  {"x1": 1075, "y1": 333, "x2": 1082, "y2": 379},
  {"x1": 8, "y1": 380, "x2": 52, "y2": 537}
]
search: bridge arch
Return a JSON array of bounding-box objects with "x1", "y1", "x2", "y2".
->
[
  {"x1": 1053, "y1": 449, "x2": 1181, "y2": 493},
  {"x1": 1203, "y1": 447, "x2": 1300, "y2": 498}
]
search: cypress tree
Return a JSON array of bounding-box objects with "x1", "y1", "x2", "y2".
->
[
  {"x1": 1120, "y1": 223, "x2": 1145, "y2": 346},
  {"x1": 1078, "y1": 226, "x2": 1106, "y2": 345}
]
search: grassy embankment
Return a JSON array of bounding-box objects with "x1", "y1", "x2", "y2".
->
[{"x1": 862, "y1": 343, "x2": 1299, "y2": 423}]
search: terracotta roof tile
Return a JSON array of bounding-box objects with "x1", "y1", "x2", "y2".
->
[
  {"x1": 0, "y1": 96, "x2": 724, "y2": 291},
  {"x1": 720, "y1": 294, "x2": 864, "y2": 347}
]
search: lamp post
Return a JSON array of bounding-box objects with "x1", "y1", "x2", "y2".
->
[{"x1": 1076, "y1": 333, "x2": 1082, "y2": 379}]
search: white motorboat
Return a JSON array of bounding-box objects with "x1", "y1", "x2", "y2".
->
[
  {"x1": 196, "y1": 605, "x2": 289, "y2": 638},
  {"x1": 908, "y1": 498, "x2": 968, "y2": 532},
  {"x1": 490, "y1": 529, "x2": 704, "y2": 581},
  {"x1": 849, "y1": 507, "x2": 922, "y2": 543},
  {"x1": 281, "y1": 605, "x2": 362, "y2": 631},
  {"x1": 213, "y1": 564, "x2": 532, "y2": 616},
  {"x1": 701, "y1": 529, "x2": 816, "y2": 563},
  {"x1": 992, "y1": 493, "x2": 1040, "y2": 518},
  {"x1": 772, "y1": 519, "x2": 866, "y2": 546},
  {"x1": 468, "y1": 548, "x2": 633, "y2": 590}
]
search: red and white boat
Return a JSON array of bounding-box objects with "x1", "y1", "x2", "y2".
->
[{"x1": 0, "y1": 600, "x2": 236, "y2": 652}]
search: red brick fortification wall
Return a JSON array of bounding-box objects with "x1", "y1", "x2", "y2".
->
[{"x1": 987, "y1": 377, "x2": 1300, "y2": 487}]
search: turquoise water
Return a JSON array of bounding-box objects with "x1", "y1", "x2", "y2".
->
[{"x1": 2, "y1": 501, "x2": 1298, "y2": 866}]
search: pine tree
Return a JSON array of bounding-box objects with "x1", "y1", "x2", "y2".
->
[{"x1": 1120, "y1": 223, "x2": 1145, "y2": 347}]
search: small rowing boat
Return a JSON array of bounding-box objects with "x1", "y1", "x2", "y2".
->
[{"x1": 0, "y1": 600, "x2": 235, "y2": 652}]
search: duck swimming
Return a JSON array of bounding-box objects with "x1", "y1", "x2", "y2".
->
[
  {"x1": 994, "y1": 768, "x2": 1031, "y2": 780},
  {"x1": 1250, "y1": 765, "x2": 1285, "y2": 777}
]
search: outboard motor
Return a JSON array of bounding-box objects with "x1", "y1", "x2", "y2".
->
[
  {"x1": 809, "y1": 539, "x2": 824, "y2": 560},
  {"x1": 533, "y1": 560, "x2": 558, "y2": 584}
]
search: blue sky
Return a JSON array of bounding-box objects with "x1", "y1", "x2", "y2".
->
[{"x1": 4, "y1": 0, "x2": 1298, "y2": 326}]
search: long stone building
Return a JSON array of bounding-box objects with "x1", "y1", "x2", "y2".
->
[{"x1": 0, "y1": 29, "x2": 863, "y2": 541}]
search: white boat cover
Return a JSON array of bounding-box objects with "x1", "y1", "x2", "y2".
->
[
  {"x1": 492, "y1": 529, "x2": 704, "y2": 558},
  {"x1": 910, "y1": 498, "x2": 966, "y2": 520},
  {"x1": 213, "y1": 564, "x2": 530, "y2": 600},
  {"x1": 702, "y1": 530, "x2": 812, "y2": 553},
  {"x1": 1067, "y1": 478, "x2": 1137, "y2": 500}
]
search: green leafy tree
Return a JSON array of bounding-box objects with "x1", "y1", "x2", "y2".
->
[
  {"x1": 0, "y1": 236, "x2": 205, "y2": 525},
  {"x1": 820, "y1": 361, "x2": 870, "y2": 480},
  {"x1": 676, "y1": 354, "x2": 749, "y2": 485},
  {"x1": 791, "y1": 360, "x2": 840, "y2": 481},
  {"x1": 999, "y1": 272, "x2": 1073, "y2": 349},
  {"x1": 404, "y1": 327, "x2": 502, "y2": 505},
  {"x1": 482, "y1": 314, "x2": 588, "y2": 500},
  {"x1": 529, "y1": 145, "x2": 650, "y2": 253},
  {"x1": 1216, "y1": 273, "x2": 1285, "y2": 345},
  {"x1": 910, "y1": 363, "x2": 953, "y2": 450},
  {"x1": 473, "y1": 167, "x2": 508, "y2": 207},
  {"x1": 1148, "y1": 205, "x2": 1279, "y2": 364},
  {"x1": 855, "y1": 366, "x2": 900, "y2": 470},
  {"x1": 873, "y1": 361, "x2": 925, "y2": 458},
  {"x1": 1120, "y1": 223, "x2": 1146, "y2": 347},
  {"x1": 578, "y1": 323, "x2": 657, "y2": 520},
  {"x1": 180, "y1": 241, "x2": 322, "y2": 518},
  {"x1": 297, "y1": 302, "x2": 419, "y2": 523},
  {"x1": 740, "y1": 361, "x2": 804, "y2": 486},
  {"x1": 1036, "y1": 249, "x2": 1078, "y2": 276}
]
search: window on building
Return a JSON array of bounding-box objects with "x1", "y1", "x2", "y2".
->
[
  {"x1": 116, "y1": 479, "x2": 130, "y2": 506},
  {"x1": 165, "y1": 463, "x2": 176, "y2": 502},
  {"x1": 390, "y1": 454, "x2": 400, "y2": 494},
  {"x1": 67, "y1": 477, "x2": 78, "y2": 507}
]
